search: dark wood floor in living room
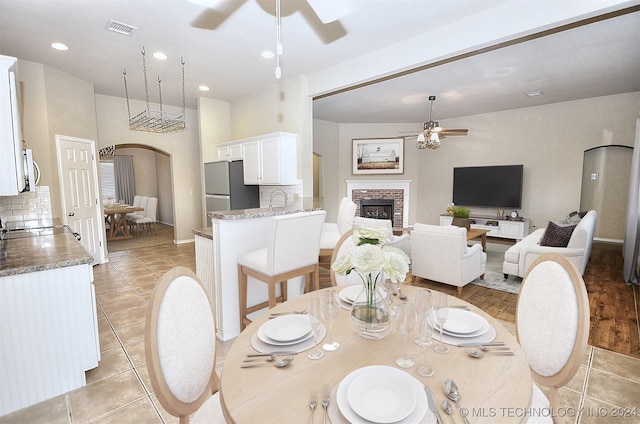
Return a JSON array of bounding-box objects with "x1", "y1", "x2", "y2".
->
[{"x1": 410, "y1": 241, "x2": 640, "y2": 359}]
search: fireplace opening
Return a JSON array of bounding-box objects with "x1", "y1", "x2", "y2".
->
[{"x1": 360, "y1": 199, "x2": 394, "y2": 227}]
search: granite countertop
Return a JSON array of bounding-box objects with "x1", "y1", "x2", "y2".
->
[
  {"x1": 207, "y1": 197, "x2": 323, "y2": 221},
  {"x1": 192, "y1": 227, "x2": 213, "y2": 239},
  {"x1": 0, "y1": 228, "x2": 94, "y2": 277}
]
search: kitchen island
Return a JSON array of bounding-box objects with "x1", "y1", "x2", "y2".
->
[
  {"x1": 0, "y1": 226, "x2": 99, "y2": 415},
  {"x1": 194, "y1": 198, "x2": 322, "y2": 341}
]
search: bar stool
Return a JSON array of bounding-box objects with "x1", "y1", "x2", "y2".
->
[
  {"x1": 318, "y1": 197, "x2": 356, "y2": 284},
  {"x1": 238, "y1": 210, "x2": 326, "y2": 330}
]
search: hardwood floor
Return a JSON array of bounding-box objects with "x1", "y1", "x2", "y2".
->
[{"x1": 409, "y1": 241, "x2": 640, "y2": 359}]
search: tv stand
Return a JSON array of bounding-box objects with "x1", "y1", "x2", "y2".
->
[{"x1": 440, "y1": 214, "x2": 529, "y2": 240}]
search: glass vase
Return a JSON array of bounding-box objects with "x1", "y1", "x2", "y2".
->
[{"x1": 350, "y1": 273, "x2": 392, "y2": 339}]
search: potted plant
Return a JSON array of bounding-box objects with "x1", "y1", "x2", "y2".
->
[{"x1": 451, "y1": 206, "x2": 471, "y2": 230}]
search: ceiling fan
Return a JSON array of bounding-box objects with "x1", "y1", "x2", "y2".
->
[
  {"x1": 189, "y1": 0, "x2": 348, "y2": 44},
  {"x1": 405, "y1": 95, "x2": 469, "y2": 150}
]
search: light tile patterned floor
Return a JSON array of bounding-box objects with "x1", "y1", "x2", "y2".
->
[{"x1": 1, "y1": 242, "x2": 639, "y2": 423}]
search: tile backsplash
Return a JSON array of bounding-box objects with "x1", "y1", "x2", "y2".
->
[{"x1": 0, "y1": 186, "x2": 53, "y2": 224}]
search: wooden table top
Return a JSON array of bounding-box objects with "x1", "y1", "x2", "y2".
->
[
  {"x1": 466, "y1": 228, "x2": 490, "y2": 239},
  {"x1": 219, "y1": 285, "x2": 531, "y2": 424},
  {"x1": 103, "y1": 205, "x2": 144, "y2": 214}
]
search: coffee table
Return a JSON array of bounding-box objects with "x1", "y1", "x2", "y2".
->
[{"x1": 467, "y1": 228, "x2": 490, "y2": 250}]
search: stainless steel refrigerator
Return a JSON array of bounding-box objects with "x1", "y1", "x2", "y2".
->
[{"x1": 204, "y1": 160, "x2": 260, "y2": 215}]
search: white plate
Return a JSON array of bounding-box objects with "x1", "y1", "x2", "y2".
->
[
  {"x1": 347, "y1": 368, "x2": 417, "y2": 423},
  {"x1": 429, "y1": 313, "x2": 490, "y2": 338},
  {"x1": 337, "y1": 366, "x2": 432, "y2": 424},
  {"x1": 257, "y1": 325, "x2": 313, "y2": 346},
  {"x1": 250, "y1": 323, "x2": 326, "y2": 354},
  {"x1": 261, "y1": 315, "x2": 312, "y2": 342},
  {"x1": 441, "y1": 309, "x2": 483, "y2": 334},
  {"x1": 339, "y1": 285, "x2": 386, "y2": 304}
]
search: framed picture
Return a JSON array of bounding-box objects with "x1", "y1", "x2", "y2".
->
[{"x1": 352, "y1": 138, "x2": 404, "y2": 175}]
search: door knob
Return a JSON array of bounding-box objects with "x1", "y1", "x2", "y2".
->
[{"x1": 68, "y1": 212, "x2": 75, "y2": 217}]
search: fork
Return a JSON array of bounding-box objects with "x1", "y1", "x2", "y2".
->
[
  {"x1": 322, "y1": 384, "x2": 330, "y2": 424},
  {"x1": 309, "y1": 390, "x2": 317, "y2": 424}
]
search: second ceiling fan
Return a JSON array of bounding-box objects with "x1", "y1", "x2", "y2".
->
[{"x1": 409, "y1": 95, "x2": 468, "y2": 150}]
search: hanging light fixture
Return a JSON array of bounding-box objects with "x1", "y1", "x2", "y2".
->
[
  {"x1": 122, "y1": 47, "x2": 187, "y2": 134},
  {"x1": 275, "y1": 0, "x2": 283, "y2": 79},
  {"x1": 416, "y1": 96, "x2": 442, "y2": 150}
]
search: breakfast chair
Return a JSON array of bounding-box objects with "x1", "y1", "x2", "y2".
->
[
  {"x1": 145, "y1": 266, "x2": 226, "y2": 424},
  {"x1": 318, "y1": 197, "x2": 357, "y2": 284},
  {"x1": 238, "y1": 210, "x2": 326, "y2": 330},
  {"x1": 516, "y1": 253, "x2": 589, "y2": 423}
]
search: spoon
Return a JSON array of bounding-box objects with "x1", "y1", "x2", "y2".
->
[
  {"x1": 240, "y1": 356, "x2": 294, "y2": 368},
  {"x1": 465, "y1": 348, "x2": 514, "y2": 358},
  {"x1": 441, "y1": 399, "x2": 455, "y2": 423},
  {"x1": 444, "y1": 379, "x2": 469, "y2": 424}
]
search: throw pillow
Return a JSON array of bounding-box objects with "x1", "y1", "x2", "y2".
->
[
  {"x1": 558, "y1": 211, "x2": 583, "y2": 225},
  {"x1": 540, "y1": 221, "x2": 576, "y2": 247}
]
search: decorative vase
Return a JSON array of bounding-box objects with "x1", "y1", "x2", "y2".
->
[
  {"x1": 452, "y1": 217, "x2": 471, "y2": 230},
  {"x1": 350, "y1": 273, "x2": 392, "y2": 339}
]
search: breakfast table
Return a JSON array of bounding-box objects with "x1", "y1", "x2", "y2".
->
[
  {"x1": 103, "y1": 205, "x2": 144, "y2": 241},
  {"x1": 219, "y1": 285, "x2": 532, "y2": 424}
]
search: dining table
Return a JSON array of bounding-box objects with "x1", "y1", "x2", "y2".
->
[
  {"x1": 219, "y1": 285, "x2": 532, "y2": 424},
  {"x1": 103, "y1": 204, "x2": 144, "y2": 241}
]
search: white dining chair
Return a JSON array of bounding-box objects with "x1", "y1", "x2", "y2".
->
[
  {"x1": 145, "y1": 266, "x2": 227, "y2": 424},
  {"x1": 127, "y1": 195, "x2": 148, "y2": 233},
  {"x1": 329, "y1": 229, "x2": 364, "y2": 286},
  {"x1": 131, "y1": 196, "x2": 157, "y2": 236},
  {"x1": 237, "y1": 210, "x2": 326, "y2": 330},
  {"x1": 516, "y1": 253, "x2": 589, "y2": 423}
]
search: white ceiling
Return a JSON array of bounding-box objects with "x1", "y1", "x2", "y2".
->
[{"x1": 1, "y1": 0, "x2": 638, "y2": 124}]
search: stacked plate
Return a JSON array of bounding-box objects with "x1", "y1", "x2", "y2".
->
[
  {"x1": 429, "y1": 308, "x2": 496, "y2": 346},
  {"x1": 336, "y1": 366, "x2": 434, "y2": 424},
  {"x1": 338, "y1": 285, "x2": 388, "y2": 310},
  {"x1": 250, "y1": 314, "x2": 326, "y2": 353}
]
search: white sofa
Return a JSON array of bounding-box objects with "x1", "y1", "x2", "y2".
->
[
  {"x1": 502, "y1": 210, "x2": 597, "y2": 278},
  {"x1": 410, "y1": 223, "x2": 486, "y2": 295}
]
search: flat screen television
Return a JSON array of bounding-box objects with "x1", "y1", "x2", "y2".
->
[{"x1": 453, "y1": 165, "x2": 523, "y2": 209}]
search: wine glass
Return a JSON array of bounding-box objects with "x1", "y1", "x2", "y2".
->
[
  {"x1": 393, "y1": 302, "x2": 417, "y2": 368},
  {"x1": 380, "y1": 278, "x2": 394, "y2": 305},
  {"x1": 433, "y1": 292, "x2": 449, "y2": 354},
  {"x1": 417, "y1": 306, "x2": 435, "y2": 377},
  {"x1": 307, "y1": 297, "x2": 324, "y2": 360},
  {"x1": 321, "y1": 290, "x2": 340, "y2": 351},
  {"x1": 414, "y1": 289, "x2": 432, "y2": 347}
]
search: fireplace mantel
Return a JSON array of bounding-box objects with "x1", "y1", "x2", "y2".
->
[{"x1": 346, "y1": 180, "x2": 411, "y2": 228}]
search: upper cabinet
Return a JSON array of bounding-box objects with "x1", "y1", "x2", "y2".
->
[
  {"x1": 0, "y1": 55, "x2": 26, "y2": 196},
  {"x1": 216, "y1": 132, "x2": 298, "y2": 185}
]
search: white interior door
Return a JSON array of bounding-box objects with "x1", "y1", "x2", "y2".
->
[{"x1": 56, "y1": 135, "x2": 105, "y2": 265}]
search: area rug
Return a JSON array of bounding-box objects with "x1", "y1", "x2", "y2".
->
[{"x1": 469, "y1": 242, "x2": 522, "y2": 294}]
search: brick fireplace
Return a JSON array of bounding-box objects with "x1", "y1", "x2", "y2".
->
[{"x1": 346, "y1": 180, "x2": 411, "y2": 231}]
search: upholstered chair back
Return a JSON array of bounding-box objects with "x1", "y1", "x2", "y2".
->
[
  {"x1": 330, "y1": 229, "x2": 365, "y2": 286},
  {"x1": 336, "y1": 197, "x2": 357, "y2": 234},
  {"x1": 516, "y1": 253, "x2": 589, "y2": 413},
  {"x1": 267, "y1": 210, "x2": 326, "y2": 275}
]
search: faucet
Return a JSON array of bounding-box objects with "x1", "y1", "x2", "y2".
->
[{"x1": 269, "y1": 190, "x2": 287, "y2": 208}]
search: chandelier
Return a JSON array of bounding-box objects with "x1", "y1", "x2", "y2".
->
[
  {"x1": 99, "y1": 145, "x2": 116, "y2": 160},
  {"x1": 416, "y1": 96, "x2": 441, "y2": 150},
  {"x1": 123, "y1": 47, "x2": 186, "y2": 134}
]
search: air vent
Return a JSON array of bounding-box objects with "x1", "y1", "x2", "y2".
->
[{"x1": 105, "y1": 19, "x2": 138, "y2": 36}]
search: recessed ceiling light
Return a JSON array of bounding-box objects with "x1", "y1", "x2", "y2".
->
[
  {"x1": 261, "y1": 50, "x2": 275, "y2": 59},
  {"x1": 153, "y1": 51, "x2": 167, "y2": 60},
  {"x1": 199, "y1": 85, "x2": 210, "y2": 92},
  {"x1": 525, "y1": 90, "x2": 543, "y2": 97},
  {"x1": 51, "y1": 42, "x2": 69, "y2": 51}
]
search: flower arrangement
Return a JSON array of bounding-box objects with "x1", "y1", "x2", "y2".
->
[{"x1": 332, "y1": 226, "x2": 410, "y2": 304}]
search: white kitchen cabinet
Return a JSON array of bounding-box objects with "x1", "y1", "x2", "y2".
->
[
  {"x1": 0, "y1": 55, "x2": 26, "y2": 196},
  {"x1": 241, "y1": 133, "x2": 297, "y2": 185},
  {"x1": 217, "y1": 143, "x2": 243, "y2": 161}
]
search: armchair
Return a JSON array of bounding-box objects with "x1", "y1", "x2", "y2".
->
[
  {"x1": 352, "y1": 216, "x2": 411, "y2": 257},
  {"x1": 410, "y1": 223, "x2": 486, "y2": 295}
]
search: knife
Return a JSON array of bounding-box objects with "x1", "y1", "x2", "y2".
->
[
  {"x1": 424, "y1": 385, "x2": 443, "y2": 424},
  {"x1": 457, "y1": 341, "x2": 505, "y2": 348},
  {"x1": 246, "y1": 351, "x2": 296, "y2": 357}
]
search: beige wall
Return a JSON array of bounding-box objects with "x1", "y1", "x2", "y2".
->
[
  {"x1": 314, "y1": 92, "x2": 640, "y2": 240},
  {"x1": 95, "y1": 94, "x2": 201, "y2": 242}
]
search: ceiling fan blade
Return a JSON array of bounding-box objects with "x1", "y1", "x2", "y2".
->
[
  {"x1": 299, "y1": 2, "x2": 347, "y2": 44},
  {"x1": 190, "y1": 0, "x2": 246, "y2": 30},
  {"x1": 306, "y1": 0, "x2": 350, "y2": 23}
]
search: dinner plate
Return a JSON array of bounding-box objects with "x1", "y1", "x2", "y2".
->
[
  {"x1": 347, "y1": 368, "x2": 417, "y2": 423},
  {"x1": 337, "y1": 366, "x2": 431, "y2": 424},
  {"x1": 262, "y1": 315, "x2": 312, "y2": 342},
  {"x1": 429, "y1": 313, "x2": 490, "y2": 339},
  {"x1": 441, "y1": 309, "x2": 484, "y2": 334},
  {"x1": 257, "y1": 325, "x2": 313, "y2": 346},
  {"x1": 250, "y1": 322, "x2": 326, "y2": 354}
]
